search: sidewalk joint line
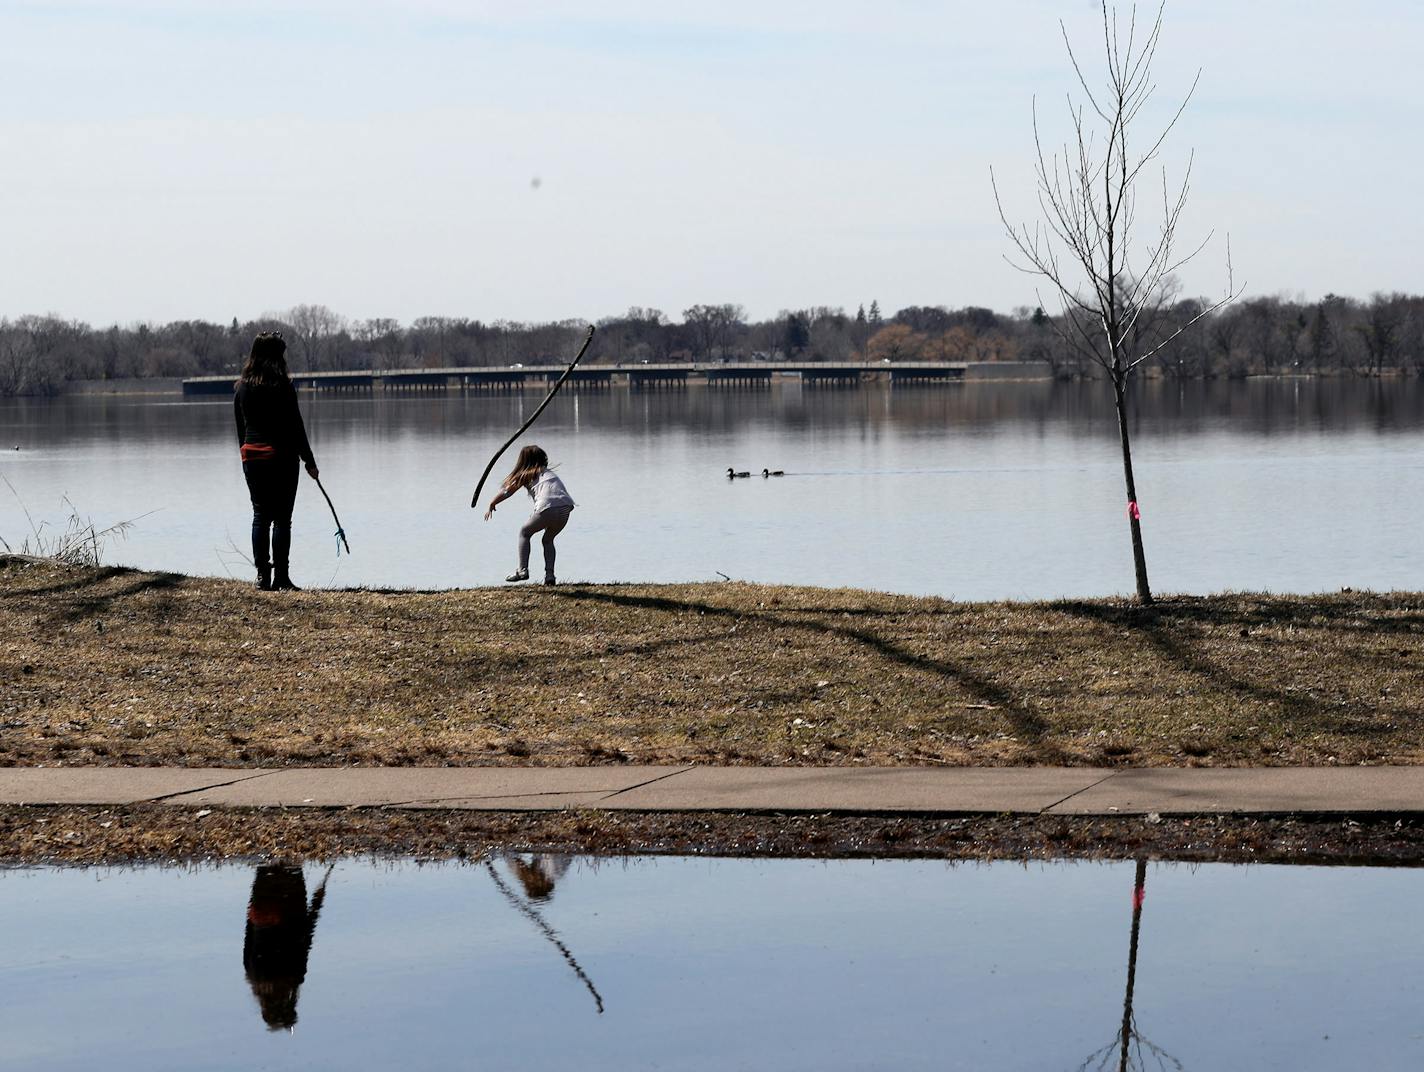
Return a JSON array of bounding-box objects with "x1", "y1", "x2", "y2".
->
[
  {"x1": 149, "y1": 770, "x2": 280, "y2": 803},
  {"x1": 386, "y1": 788, "x2": 630, "y2": 807},
  {"x1": 596, "y1": 765, "x2": 699, "y2": 802},
  {"x1": 378, "y1": 770, "x2": 703, "y2": 809},
  {"x1": 1040, "y1": 770, "x2": 1122, "y2": 814}
]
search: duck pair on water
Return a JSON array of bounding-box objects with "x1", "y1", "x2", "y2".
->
[{"x1": 726, "y1": 468, "x2": 784, "y2": 479}]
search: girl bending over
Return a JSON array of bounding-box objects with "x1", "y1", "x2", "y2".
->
[{"x1": 484, "y1": 444, "x2": 575, "y2": 585}]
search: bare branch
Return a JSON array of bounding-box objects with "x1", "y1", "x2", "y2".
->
[{"x1": 1127, "y1": 282, "x2": 1244, "y2": 371}]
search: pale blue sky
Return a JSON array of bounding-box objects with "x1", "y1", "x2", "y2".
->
[{"x1": 1, "y1": 1, "x2": 1419, "y2": 325}]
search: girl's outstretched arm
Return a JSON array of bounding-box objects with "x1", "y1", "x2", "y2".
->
[{"x1": 483, "y1": 481, "x2": 519, "y2": 521}]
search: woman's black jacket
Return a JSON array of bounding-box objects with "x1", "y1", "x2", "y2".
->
[{"x1": 234, "y1": 381, "x2": 315, "y2": 465}]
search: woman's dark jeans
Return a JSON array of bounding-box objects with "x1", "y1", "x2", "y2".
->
[{"x1": 243, "y1": 458, "x2": 300, "y2": 570}]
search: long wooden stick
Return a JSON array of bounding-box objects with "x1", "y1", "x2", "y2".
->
[
  {"x1": 470, "y1": 325, "x2": 595, "y2": 509},
  {"x1": 485, "y1": 858, "x2": 605, "y2": 1013},
  {"x1": 314, "y1": 476, "x2": 351, "y2": 555}
]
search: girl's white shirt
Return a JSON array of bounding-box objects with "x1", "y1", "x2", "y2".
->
[{"x1": 529, "y1": 469, "x2": 575, "y2": 513}]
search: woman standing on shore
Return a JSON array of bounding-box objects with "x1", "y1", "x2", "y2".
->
[{"x1": 235, "y1": 332, "x2": 318, "y2": 590}]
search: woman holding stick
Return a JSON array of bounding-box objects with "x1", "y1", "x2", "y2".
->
[{"x1": 234, "y1": 332, "x2": 319, "y2": 590}]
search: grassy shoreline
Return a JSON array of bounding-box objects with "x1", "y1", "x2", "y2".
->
[{"x1": 4, "y1": 557, "x2": 1421, "y2": 770}]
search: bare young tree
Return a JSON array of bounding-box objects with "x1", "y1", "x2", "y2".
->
[{"x1": 993, "y1": 1, "x2": 1241, "y2": 603}]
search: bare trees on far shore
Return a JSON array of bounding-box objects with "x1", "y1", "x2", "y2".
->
[{"x1": 2, "y1": 292, "x2": 1423, "y2": 397}]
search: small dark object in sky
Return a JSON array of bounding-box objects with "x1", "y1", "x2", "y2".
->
[{"x1": 530, "y1": 176, "x2": 542, "y2": 190}]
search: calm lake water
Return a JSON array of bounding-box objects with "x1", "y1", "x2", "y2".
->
[
  {"x1": 3, "y1": 378, "x2": 1423, "y2": 599},
  {"x1": 3, "y1": 856, "x2": 1422, "y2": 1070}
]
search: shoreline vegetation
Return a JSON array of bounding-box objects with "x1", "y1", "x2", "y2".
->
[
  {"x1": 4, "y1": 291, "x2": 1423, "y2": 396},
  {"x1": 41, "y1": 364, "x2": 1424, "y2": 399},
  {"x1": 5, "y1": 557, "x2": 1421, "y2": 772},
  {"x1": 8, "y1": 806, "x2": 1424, "y2": 866}
]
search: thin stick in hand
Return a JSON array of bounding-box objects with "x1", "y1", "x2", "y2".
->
[{"x1": 315, "y1": 476, "x2": 351, "y2": 555}]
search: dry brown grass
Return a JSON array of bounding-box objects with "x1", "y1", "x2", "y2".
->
[
  {"x1": 7, "y1": 806, "x2": 1424, "y2": 867},
  {"x1": 4, "y1": 557, "x2": 1423, "y2": 769}
]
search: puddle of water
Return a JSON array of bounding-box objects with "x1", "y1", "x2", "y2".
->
[{"x1": 2, "y1": 857, "x2": 1422, "y2": 1070}]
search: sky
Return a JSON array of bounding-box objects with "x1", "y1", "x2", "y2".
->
[{"x1": 1, "y1": 0, "x2": 1420, "y2": 327}]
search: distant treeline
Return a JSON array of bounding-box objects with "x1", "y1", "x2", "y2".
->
[{"x1": 2, "y1": 292, "x2": 1423, "y2": 396}]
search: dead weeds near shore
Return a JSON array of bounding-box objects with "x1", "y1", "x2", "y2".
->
[
  {"x1": 3, "y1": 558, "x2": 1423, "y2": 769},
  {"x1": 6, "y1": 805, "x2": 1424, "y2": 868}
]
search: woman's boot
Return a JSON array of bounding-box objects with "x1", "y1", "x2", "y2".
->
[
  {"x1": 272, "y1": 568, "x2": 301, "y2": 591},
  {"x1": 256, "y1": 565, "x2": 272, "y2": 591}
]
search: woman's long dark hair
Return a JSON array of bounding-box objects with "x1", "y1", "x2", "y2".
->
[{"x1": 237, "y1": 332, "x2": 290, "y2": 388}]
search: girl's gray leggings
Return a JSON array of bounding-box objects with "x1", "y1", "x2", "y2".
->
[{"x1": 519, "y1": 506, "x2": 573, "y2": 578}]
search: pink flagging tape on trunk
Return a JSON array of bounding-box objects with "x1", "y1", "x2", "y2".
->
[{"x1": 1127, "y1": 500, "x2": 1141, "y2": 520}]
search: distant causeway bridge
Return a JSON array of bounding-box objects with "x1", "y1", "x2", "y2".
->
[{"x1": 182, "y1": 360, "x2": 1050, "y2": 395}]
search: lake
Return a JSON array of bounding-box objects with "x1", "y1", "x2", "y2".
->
[
  {"x1": 3, "y1": 377, "x2": 1422, "y2": 599},
  {"x1": 3, "y1": 855, "x2": 1422, "y2": 1070}
]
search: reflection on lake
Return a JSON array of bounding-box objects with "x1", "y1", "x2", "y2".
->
[
  {"x1": 3, "y1": 377, "x2": 1424, "y2": 599},
  {"x1": 3, "y1": 855, "x2": 1422, "y2": 1069}
]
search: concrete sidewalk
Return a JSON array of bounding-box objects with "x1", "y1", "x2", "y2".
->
[{"x1": 2, "y1": 765, "x2": 1423, "y2": 816}]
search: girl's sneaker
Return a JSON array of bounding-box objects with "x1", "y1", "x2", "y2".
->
[{"x1": 505, "y1": 569, "x2": 529, "y2": 583}]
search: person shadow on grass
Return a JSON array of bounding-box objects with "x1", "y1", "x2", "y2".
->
[{"x1": 243, "y1": 861, "x2": 333, "y2": 1031}]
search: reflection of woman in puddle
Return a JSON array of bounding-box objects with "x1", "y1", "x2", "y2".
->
[{"x1": 243, "y1": 862, "x2": 333, "y2": 1030}]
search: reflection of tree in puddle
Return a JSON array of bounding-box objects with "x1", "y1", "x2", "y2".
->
[
  {"x1": 243, "y1": 862, "x2": 333, "y2": 1031},
  {"x1": 1074, "y1": 860, "x2": 1183, "y2": 1072},
  {"x1": 489, "y1": 854, "x2": 604, "y2": 1014}
]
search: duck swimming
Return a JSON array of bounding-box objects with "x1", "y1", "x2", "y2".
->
[
  {"x1": 761, "y1": 468, "x2": 784, "y2": 477},
  {"x1": 727, "y1": 467, "x2": 751, "y2": 479}
]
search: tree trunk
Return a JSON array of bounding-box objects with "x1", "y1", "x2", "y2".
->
[{"x1": 1112, "y1": 370, "x2": 1153, "y2": 604}]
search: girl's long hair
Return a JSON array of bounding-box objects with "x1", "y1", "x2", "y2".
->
[
  {"x1": 237, "y1": 332, "x2": 291, "y2": 388},
  {"x1": 502, "y1": 444, "x2": 549, "y2": 493}
]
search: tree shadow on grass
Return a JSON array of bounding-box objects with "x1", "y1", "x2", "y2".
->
[
  {"x1": 452, "y1": 619, "x2": 731, "y2": 682},
  {"x1": 4, "y1": 564, "x2": 135, "y2": 599},
  {"x1": 596, "y1": 628, "x2": 741, "y2": 661},
  {"x1": 1127, "y1": 593, "x2": 1424, "y2": 636},
  {"x1": 1051, "y1": 598, "x2": 1401, "y2": 742},
  {"x1": 33, "y1": 570, "x2": 185, "y2": 627},
  {"x1": 549, "y1": 587, "x2": 1062, "y2": 754}
]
